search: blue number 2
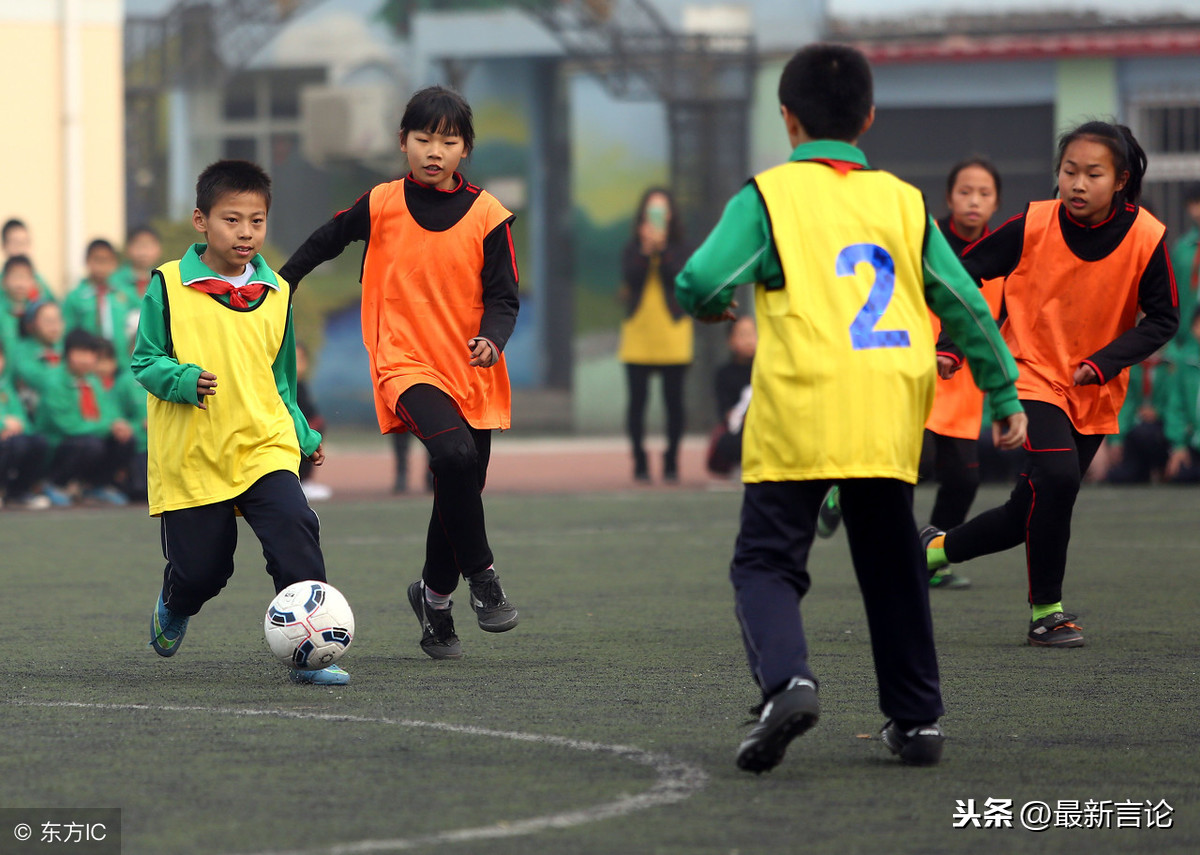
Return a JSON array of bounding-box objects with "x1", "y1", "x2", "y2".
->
[{"x1": 836, "y1": 243, "x2": 911, "y2": 350}]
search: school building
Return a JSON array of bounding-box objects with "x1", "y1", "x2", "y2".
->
[{"x1": 0, "y1": 0, "x2": 125, "y2": 296}]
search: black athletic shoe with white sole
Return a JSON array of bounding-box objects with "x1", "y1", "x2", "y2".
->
[
  {"x1": 407, "y1": 580, "x2": 463, "y2": 660},
  {"x1": 735, "y1": 677, "x2": 820, "y2": 773},
  {"x1": 467, "y1": 567, "x2": 519, "y2": 633},
  {"x1": 880, "y1": 719, "x2": 945, "y2": 766}
]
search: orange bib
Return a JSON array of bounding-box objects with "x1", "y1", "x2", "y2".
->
[
  {"x1": 1002, "y1": 200, "x2": 1164, "y2": 434},
  {"x1": 362, "y1": 180, "x2": 513, "y2": 432},
  {"x1": 925, "y1": 277, "x2": 1003, "y2": 439}
]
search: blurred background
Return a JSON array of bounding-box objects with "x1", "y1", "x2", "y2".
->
[{"x1": 4, "y1": 0, "x2": 1199, "y2": 433}]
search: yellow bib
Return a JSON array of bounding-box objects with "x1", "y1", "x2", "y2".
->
[
  {"x1": 618, "y1": 259, "x2": 694, "y2": 365},
  {"x1": 146, "y1": 261, "x2": 299, "y2": 513},
  {"x1": 746, "y1": 162, "x2": 935, "y2": 483}
]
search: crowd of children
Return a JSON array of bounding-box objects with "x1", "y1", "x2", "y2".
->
[{"x1": 0, "y1": 219, "x2": 159, "y2": 509}]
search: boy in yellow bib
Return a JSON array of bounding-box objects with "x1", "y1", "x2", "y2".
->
[
  {"x1": 676, "y1": 44, "x2": 1027, "y2": 771},
  {"x1": 131, "y1": 160, "x2": 346, "y2": 685}
]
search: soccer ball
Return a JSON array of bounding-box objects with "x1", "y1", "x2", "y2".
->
[{"x1": 264, "y1": 581, "x2": 355, "y2": 670}]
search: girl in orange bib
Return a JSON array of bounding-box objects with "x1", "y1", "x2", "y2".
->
[
  {"x1": 282, "y1": 87, "x2": 521, "y2": 660},
  {"x1": 927, "y1": 122, "x2": 1178, "y2": 647}
]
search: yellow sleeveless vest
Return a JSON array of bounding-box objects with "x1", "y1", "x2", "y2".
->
[
  {"x1": 146, "y1": 260, "x2": 299, "y2": 514},
  {"x1": 747, "y1": 161, "x2": 935, "y2": 483}
]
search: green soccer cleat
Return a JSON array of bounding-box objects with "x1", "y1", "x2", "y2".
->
[
  {"x1": 816, "y1": 486, "x2": 842, "y2": 538},
  {"x1": 149, "y1": 593, "x2": 189, "y2": 657},
  {"x1": 290, "y1": 664, "x2": 350, "y2": 685}
]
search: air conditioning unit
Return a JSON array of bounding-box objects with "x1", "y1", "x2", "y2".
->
[{"x1": 301, "y1": 84, "x2": 398, "y2": 165}]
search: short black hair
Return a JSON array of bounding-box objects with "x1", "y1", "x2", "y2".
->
[
  {"x1": 3, "y1": 254, "x2": 33, "y2": 277},
  {"x1": 1, "y1": 218, "x2": 27, "y2": 244},
  {"x1": 1184, "y1": 182, "x2": 1200, "y2": 205},
  {"x1": 195, "y1": 160, "x2": 272, "y2": 215},
  {"x1": 400, "y1": 86, "x2": 475, "y2": 155},
  {"x1": 96, "y1": 337, "x2": 117, "y2": 360},
  {"x1": 85, "y1": 238, "x2": 118, "y2": 260},
  {"x1": 778, "y1": 44, "x2": 873, "y2": 142},
  {"x1": 64, "y1": 328, "x2": 102, "y2": 355}
]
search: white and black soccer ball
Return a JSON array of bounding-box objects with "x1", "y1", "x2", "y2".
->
[{"x1": 264, "y1": 581, "x2": 354, "y2": 670}]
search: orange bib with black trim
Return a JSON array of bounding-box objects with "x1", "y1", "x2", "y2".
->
[
  {"x1": 925, "y1": 277, "x2": 1003, "y2": 439},
  {"x1": 1002, "y1": 200, "x2": 1164, "y2": 434},
  {"x1": 362, "y1": 180, "x2": 513, "y2": 432}
]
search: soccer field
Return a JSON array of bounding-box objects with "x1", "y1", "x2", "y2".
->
[{"x1": 2, "y1": 485, "x2": 1197, "y2": 854}]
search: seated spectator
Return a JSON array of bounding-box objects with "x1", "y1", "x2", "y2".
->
[
  {"x1": 1163, "y1": 307, "x2": 1200, "y2": 483},
  {"x1": 34, "y1": 329, "x2": 134, "y2": 506},
  {"x1": 1104, "y1": 352, "x2": 1171, "y2": 483},
  {"x1": 1, "y1": 219, "x2": 55, "y2": 303},
  {"x1": 2, "y1": 255, "x2": 39, "y2": 351},
  {"x1": 62, "y1": 239, "x2": 138, "y2": 359},
  {"x1": 111, "y1": 225, "x2": 163, "y2": 301},
  {"x1": 12, "y1": 301, "x2": 65, "y2": 396},
  {"x1": 707, "y1": 315, "x2": 756, "y2": 477},
  {"x1": 0, "y1": 339, "x2": 49, "y2": 509},
  {"x1": 97, "y1": 337, "x2": 147, "y2": 502}
]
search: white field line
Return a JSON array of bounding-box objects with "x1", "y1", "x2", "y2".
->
[{"x1": 11, "y1": 701, "x2": 708, "y2": 855}]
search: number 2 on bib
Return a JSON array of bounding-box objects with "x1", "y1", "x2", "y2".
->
[{"x1": 836, "y1": 243, "x2": 911, "y2": 350}]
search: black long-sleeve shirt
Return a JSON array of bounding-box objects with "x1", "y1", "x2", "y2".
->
[
  {"x1": 940, "y1": 202, "x2": 1178, "y2": 382},
  {"x1": 280, "y1": 173, "x2": 520, "y2": 351}
]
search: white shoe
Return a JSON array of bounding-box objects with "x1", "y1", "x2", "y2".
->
[{"x1": 302, "y1": 481, "x2": 332, "y2": 502}]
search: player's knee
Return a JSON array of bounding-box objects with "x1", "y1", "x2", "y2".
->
[{"x1": 429, "y1": 437, "x2": 478, "y2": 477}]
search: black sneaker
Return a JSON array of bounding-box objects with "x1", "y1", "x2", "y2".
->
[
  {"x1": 407, "y1": 581, "x2": 463, "y2": 659},
  {"x1": 880, "y1": 720, "x2": 945, "y2": 766},
  {"x1": 735, "y1": 677, "x2": 820, "y2": 774},
  {"x1": 1027, "y1": 612, "x2": 1084, "y2": 647},
  {"x1": 467, "y1": 567, "x2": 519, "y2": 633},
  {"x1": 816, "y1": 486, "x2": 842, "y2": 538}
]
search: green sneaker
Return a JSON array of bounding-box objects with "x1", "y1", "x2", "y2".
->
[
  {"x1": 290, "y1": 664, "x2": 350, "y2": 685},
  {"x1": 149, "y1": 593, "x2": 189, "y2": 657},
  {"x1": 929, "y1": 569, "x2": 971, "y2": 590},
  {"x1": 816, "y1": 486, "x2": 842, "y2": 538}
]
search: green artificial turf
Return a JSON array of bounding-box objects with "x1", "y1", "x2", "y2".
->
[{"x1": 1, "y1": 486, "x2": 1196, "y2": 854}]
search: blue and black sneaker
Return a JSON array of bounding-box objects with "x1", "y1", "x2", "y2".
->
[
  {"x1": 290, "y1": 664, "x2": 350, "y2": 685},
  {"x1": 149, "y1": 593, "x2": 189, "y2": 657},
  {"x1": 816, "y1": 486, "x2": 842, "y2": 539}
]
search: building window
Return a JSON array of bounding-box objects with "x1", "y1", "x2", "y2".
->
[
  {"x1": 1131, "y1": 96, "x2": 1200, "y2": 237},
  {"x1": 223, "y1": 137, "x2": 258, "y2": 161}
]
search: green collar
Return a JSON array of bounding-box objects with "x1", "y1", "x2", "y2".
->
[
  {"x1": 788, "y1": 140, "x2": 869, "y2": 167},
  {"x1": 179, "y1": 243, "x2": 280, "y2": 290}
]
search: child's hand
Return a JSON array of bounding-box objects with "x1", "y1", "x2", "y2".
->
[
  {"x1": 1, "y1": 415, "x2": 23, "y2": 439},
  {"x1": 696, "y1": 299, "x2": 739, "y2": 324},
  {"x1": 111, "y1": 419, "x2": 134, "y2": 443},
  {"x1": 308, "y1": 442, "x2": 325, "y2": 467},
  {"x1": 1073, "y1": 363, "x2": 1099, "y2": 386},
  {"x1": 993, "y1": 411, "x2": 1029, "y2": 450},
  {"x1": 468, "y1": 337, "x2": 498, "y2": 368},
  {"x1": 937, "y1": 355, "x2": 961, "y2": 379},
  {"x1": 196, "y1": 370, "x2": 218, "y2": 409}
]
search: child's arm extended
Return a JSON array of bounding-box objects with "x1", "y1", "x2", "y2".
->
[
  {"x1": 470, "y1": 219, "x2": 521, "y2": 368},
  {"x1": 130, "y1": 274, "x2": 212, "y2": 407},
  {"x1": 675, "y1": 183, "x2": 778, "y2": 320},
  {"x1": 279, "y1": 192, "x2": 371, "y2": 286}
]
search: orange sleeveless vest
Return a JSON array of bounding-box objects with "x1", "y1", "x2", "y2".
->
[
  {"x1": 1002, "y1": 200, "x2": 1164, "y2": 434},
  {"x1": 361, "y1": 180, "x2": 513, "y2": 432},
  {"x1": 925, "y1": 278, "x2": 1003, "y2": 439}
]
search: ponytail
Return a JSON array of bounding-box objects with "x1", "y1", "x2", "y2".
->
[{"x1": 1056, "y1": 120, "x2": 1148, "y2": 207}]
